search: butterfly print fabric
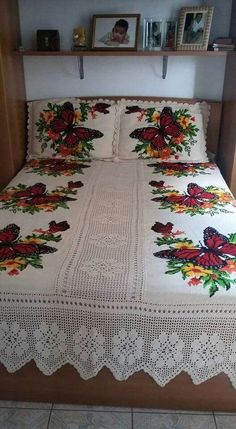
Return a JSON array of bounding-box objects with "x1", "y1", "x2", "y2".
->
[
  {"x1": 0, "y1": 221, "x2": 69, "y2": 275},
  {"x1": 153, "y1": 225, "x2": 236, "y2": 297},
  {"x1": 150, "y1": 181, "x2": 236, "y2": 215},
  {"x1": 121, "y1": 104, "x2": 203, "y2": 161},
  {"x1": 0, "y1": 181, "x2": 83, "y2": 214}
]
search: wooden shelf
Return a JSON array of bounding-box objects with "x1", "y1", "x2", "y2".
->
[
  {"x1": 18, "y1": 49, "x2": 228, "y2": 57},
  {"x1": 18, "y1": 49, "x2": 229, "y2": 80}
]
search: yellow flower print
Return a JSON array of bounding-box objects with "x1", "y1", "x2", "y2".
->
[
  {"x1": 217, "y1": 192, "x2": 233, "y2": 203},
  {"x1": 0, "y1": 257, "x2": 26, "y2": 270},
  {"x1": 147, "y1": 144, "x2": 159, "y2": 158},
  {"x1": 43, "y1": 111, "x2": 55, "y2": 124},
  {"x1": 0, "y1": 191, "x2": 15, "y2": 202},
  {"x1": 165, "y1": 170, "x2": 176, "y2": 176},
  {"x1": 174, "y1": 242, "x2": 195, "y2": 249},
  {"x1": 182, "y1": 263, "x2": 212, "y2": 278},
  {"x1": 37, "y1": 204, "x2": 54, "y2": 212},
  {"x1": 74, "y1": 109, "x2": 82, "y2": 122},
  {"x1": 151, "y1": 111, "x2": 160, "y2": 123},
  {"x1": 76, "y1": 143, "x2": 83, "y2": 153},
  {"x1": 23, "y1": 237, "x2": 45, "y2": 244},
  {"x1": 177, "y1": 116, "x2": 190, "y2": 129}
]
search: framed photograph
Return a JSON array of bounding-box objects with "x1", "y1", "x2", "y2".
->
[
  {"x1": 91, "y1": 14, "x2": 140, "y2": 50},
  {"x1": 163, "y1": 19, "x2": 177, "y2": 50},
  {"x1": 143, "y1": 18, "x2": 163, "y2": 50},
  {"x1": 177, "y1": 6, "x2": 214, "y2": 51}
]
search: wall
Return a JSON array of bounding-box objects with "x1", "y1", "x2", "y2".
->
[{"x1": 19, "y1": 0, "x2": 232, "y2": 101}]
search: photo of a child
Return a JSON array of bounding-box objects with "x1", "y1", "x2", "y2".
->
[
  {"x1": 100, "y1": 19, "x2": 129, "y2": 46},
  {"x1": 92, "y1": 14, "x2": 140, "y2": 50}
]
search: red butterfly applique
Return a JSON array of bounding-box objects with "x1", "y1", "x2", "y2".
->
[
  {"x1": 14, "y1": 183, "x2": 46, "y2": 198},
  {"x1": 125, "y1": 106, "x2": 143, "y2": 114},
  {"x1": 39, "y1": 158, "x2": 90, "y2": 172},
  {"x1": 151, "y1": 222, "x2": 173, "y2": 234},
  {"x1": 93, "y1": 103, "x2": 111, "y2": 114},
  {"x1": 152, "y1": 183, "x2": 216, "y2": 207},
  {"x1": 130, "y1": 107, "x2": 180, "y2": 151},
  {"x1": 13, "y1": 183, "x2": 76, "y2": 205},
  {"x1": 149, "y1": 180, "x2": 165, "y2": 188},
  {"x1": 0, "y1": 224, "x2": 56, "y2": 262},
  {"x1": 154, "y1": 227, "x2": 236, "y2": 269},
  {"x1": 148, "y1": 162, "x2": 191, "y2": 171},
  {"x1": 51, "y1": 103, "x2": 103, "y2": 147}
]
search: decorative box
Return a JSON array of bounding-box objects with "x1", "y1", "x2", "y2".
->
[{"x1": 37, "y1": 30, "x2": 60, "y2": 51}]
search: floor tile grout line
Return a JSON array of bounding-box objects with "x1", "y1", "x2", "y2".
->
[
  {"x1": 131, "y1": 407, "x2": 134, "y2": 429},
  {"x1": 132, "y1": 410, "x2": 215, "y2": 415},
  {"x1": 213, "y1": 412, "x2": 219, "y2": 429},
  {"x1": 0, "y1": 406, "x2": 52, "y2": 410},
  {"x1": 51, "y1": 406, "x2": 132, "y2": 413},
  {"x1": 46, "y1": 403, "x2": 54, "y2": 429}
]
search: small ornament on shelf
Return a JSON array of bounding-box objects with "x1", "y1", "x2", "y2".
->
[{"x1": 72, "y1": 27, "x2": 87, "y2": 50}]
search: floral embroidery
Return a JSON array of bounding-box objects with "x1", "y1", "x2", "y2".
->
[
  {"x1": 0, "y1": 322, "x2": 29, "y2": 357},
  {"x1": 150, "y1": 181, "x2": 236, "y2": 216},
  {"x1": 152, "y1": 222, "x2": 236, "y2": 297},
  {"x1": 35, "y1": 101, "x2": 110, "y2": 159},
  {"x1": 0, "y1": 181, "x2": 83, "y2": 214},
  {"x1": 126, "y1": 106, "x2": 199, "y2": 160},
  {"x1": 151, "y1": 333, "x2": 184, "y2": 368},
  {"x1": 24, "y1": 158, "x2": 90, "y2": 177},
  {"x1": 191, "y1": 333, "x2": 225, "y2": 368},
  {"x1": 0, "y1": 221, "x2": 70, "y2": 275},
  {"x1": 73, "y1": 326, "x2": 105, "y2": 363},
  {"x1": 34, "y1": 322, "x2": 67, "y2": 359},
  {"x1": 147, "y1": 161, "x2": 216, "y2": 177},
  {"x1": 112, "y1": 328, "x2": 144, "y2": 366}
]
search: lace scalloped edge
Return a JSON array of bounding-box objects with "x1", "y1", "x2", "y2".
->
[{"x1": 1, "y1": 356, "x2": 236, "y2": 389}]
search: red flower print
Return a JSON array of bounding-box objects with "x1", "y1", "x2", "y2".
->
[
  {"x1": 188, "y1": 277, "x2": 201, "y2": 286},
  {"x1": 8, "y1": 269, "x2": 20, "y2": 276}
]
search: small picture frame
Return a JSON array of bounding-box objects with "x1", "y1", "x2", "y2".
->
[
  {"x1": 91, "y1": 14, "x2": 140, "y2": 50},
  {"x1": 143, "y1": 19, "x2": 163, "y2": 50},
  {"x1": 177, "y1": 6, "x2": 214, "y2": 51},
  {"x1": 163, "y1": 19, "x2": 177, "y2": 50}
]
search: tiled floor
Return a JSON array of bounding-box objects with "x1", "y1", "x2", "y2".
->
[{"x1": 0, "y1": 401, "x2": 236, "y2": 429}]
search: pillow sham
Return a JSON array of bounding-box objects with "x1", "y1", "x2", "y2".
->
[
  {"x1": 27, "y1": 98, "x2": 118, "y2": 160},
  {"x1": 116, "y1": 99, "x2": 210, "y2": 162}
]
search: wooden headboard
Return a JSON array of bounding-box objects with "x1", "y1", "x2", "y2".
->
[{"x1": 83, "y1": 96, "x2": 222, "y2": 157}]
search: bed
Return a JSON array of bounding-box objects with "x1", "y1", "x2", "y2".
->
[{"x1": 1, "y1": 96, "x2": 236, "y2": 411}]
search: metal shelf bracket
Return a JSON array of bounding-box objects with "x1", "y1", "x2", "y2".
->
[
  {"x1": 77, "y1": 56, "x2": 84, "y2": 79},
  {"x1": 162, "y1": 56, "x2": 168, "y2": 79}
]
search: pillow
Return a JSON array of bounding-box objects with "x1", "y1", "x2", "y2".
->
[
  {"x1": 27, "y1": 98, "x2": 118, "y2": 160},
  {"x1": 116, "y1": 99, "x2": 210, "y2": 162}
]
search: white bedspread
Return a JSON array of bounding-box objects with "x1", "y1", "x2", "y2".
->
[{"x1": 1, "y1": 159, "x2": 236, "y2": 387}]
